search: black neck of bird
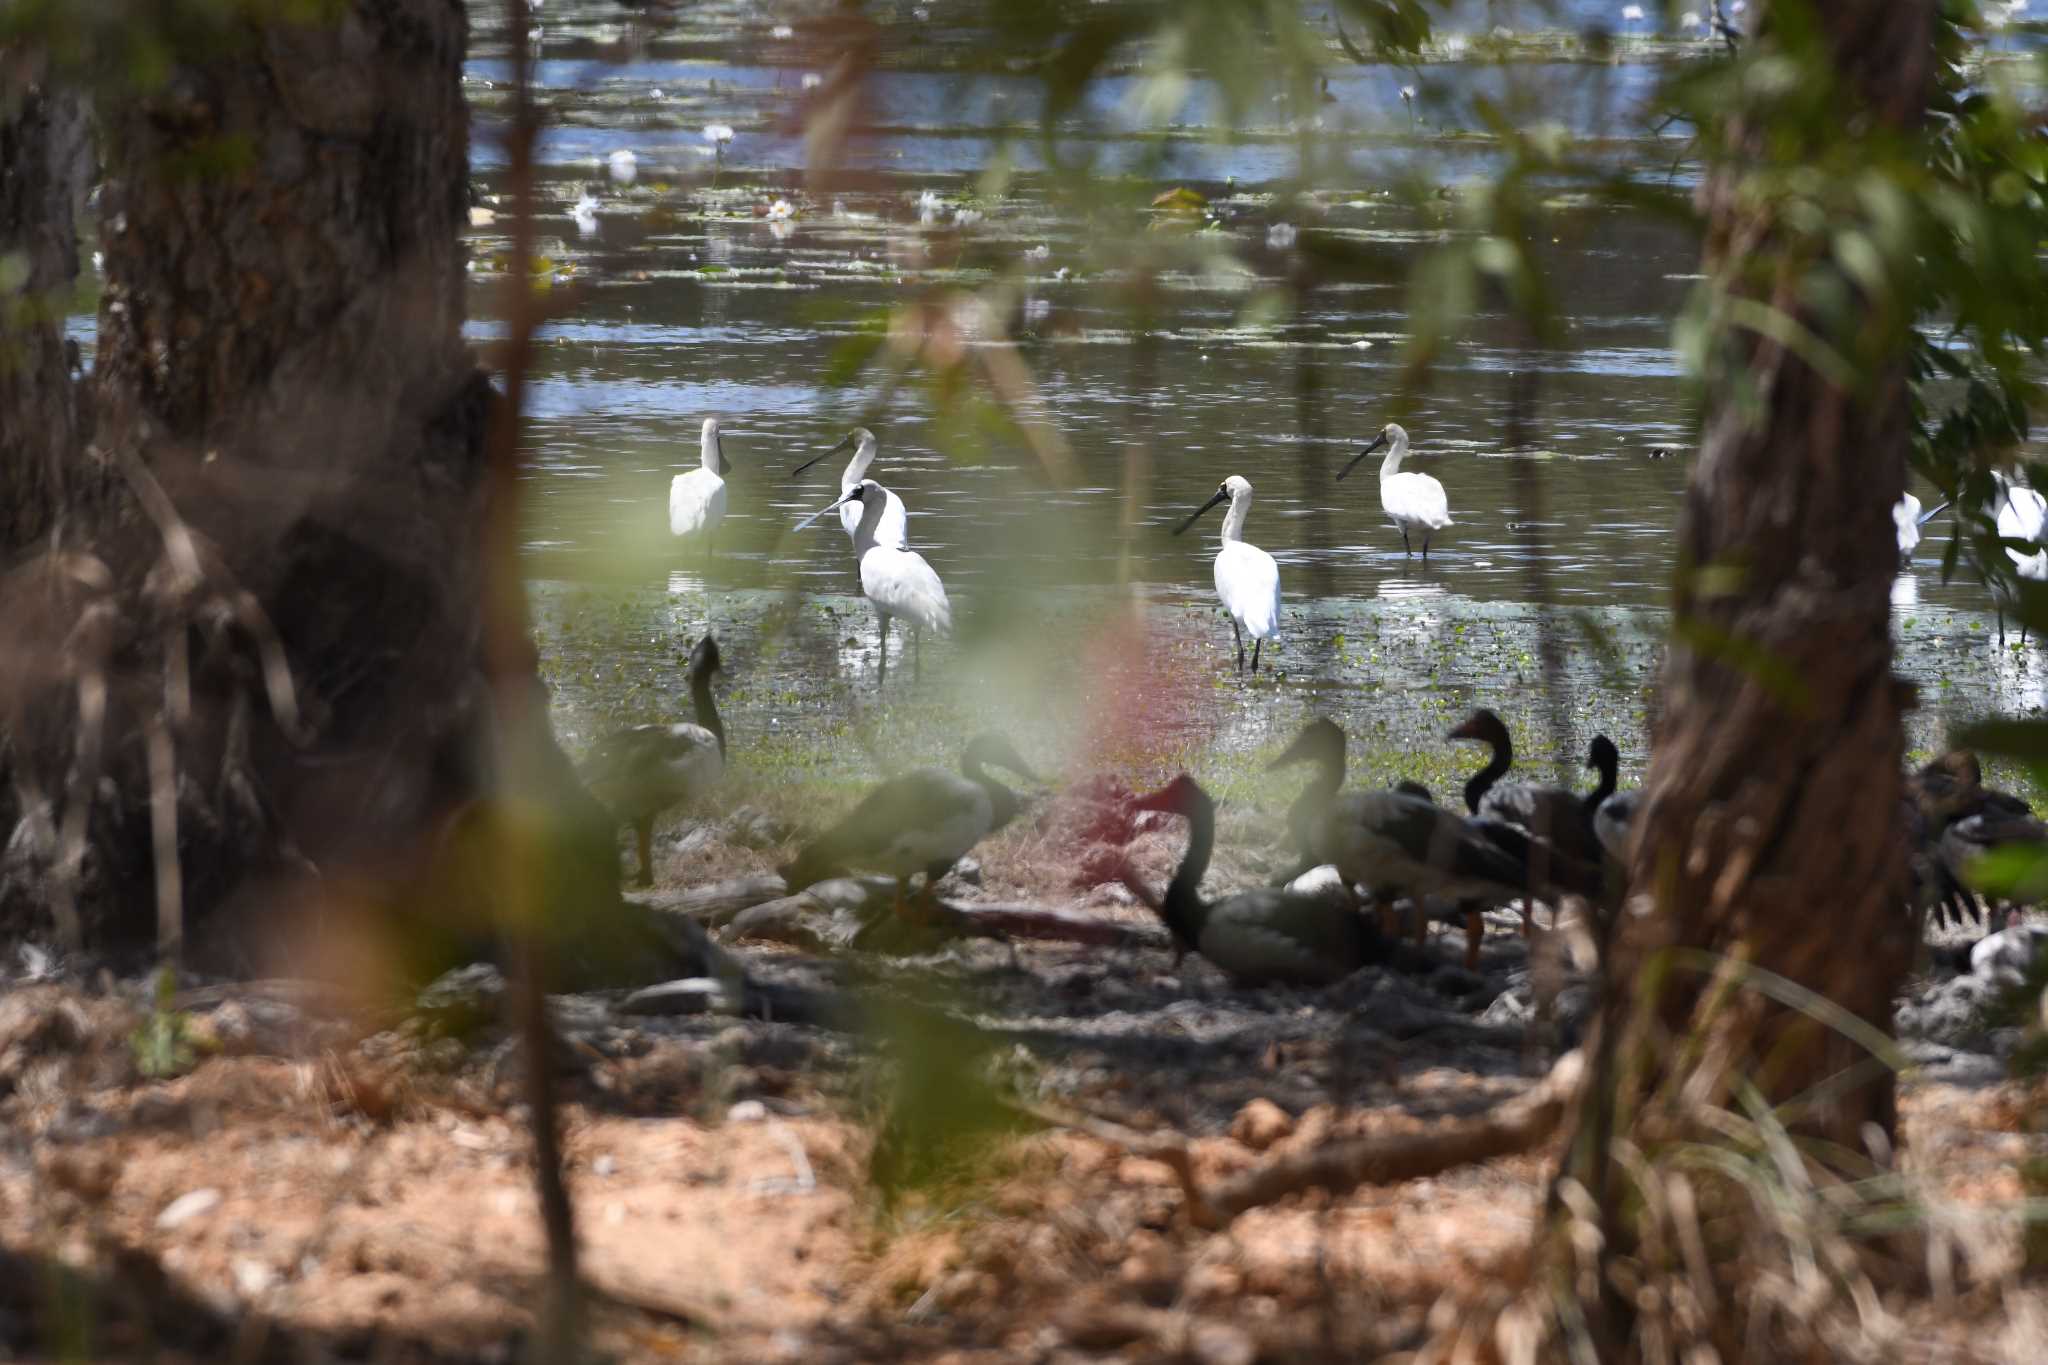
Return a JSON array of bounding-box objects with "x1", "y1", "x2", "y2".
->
[
  {"x1": 1160, "y1": 794, "x2": 1215, "y2": 947},
  {"x1": 1464, "y1": 731, "x2": 1510, "y2": 815},
  {"x1": 692, "y1": 670, "x2": 725, "y2": 758},
  {"x1": 1582, "y1": 749, "x2": 1616, "y2": 823},
  {"x1": 962, "y1": 751, "x2": 1018, "y2": 828}
]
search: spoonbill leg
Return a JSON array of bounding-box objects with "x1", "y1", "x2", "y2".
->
[{"x1": 878, "y1": 613, "x2": 891, "y2": 688}]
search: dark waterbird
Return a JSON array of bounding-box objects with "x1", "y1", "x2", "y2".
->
[
  {"x1": 1126, "y1": 774, "x2": 1393, "y2": 987},
  {"x1": 578, "y1": 635, "x2": 726, "y2": 886}
]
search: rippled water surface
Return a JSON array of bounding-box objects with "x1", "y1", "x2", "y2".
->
[{"x1": 65, "y1": 1, "x2": 2041, "y2": 749}]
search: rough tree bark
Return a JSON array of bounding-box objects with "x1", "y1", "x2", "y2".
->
[
  {"x1": 0, "y1": 57, "x2": 92, "y2": 554},
  {"x1": 0, "y1": 1, "x2": 633, "y2": 975},
  {"x1": 1558, "y1": 0, "x2": 1935, "y2": 1347}
]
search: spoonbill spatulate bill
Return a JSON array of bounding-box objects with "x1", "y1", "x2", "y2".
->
[
  {"x1": 1127, "y1": 775, "x2": 1393, "y2": 987},
  {"x1": 1340, "y1": 423, "x2": 1451, "y2": 558},
  {"x1": 1893, "y1": 492, "x2": 1949, "y2": 559},
  {"x1": 578, "y1": 635, "x2": 727, "y2": 885},
  {"x1": 1174, "y1": 475, "x2": 1281, "y2": 674},
  {"x1": 790, "y1": 427, "x2": 909, "y2": 551},
  {"x1": 670, "y1": 417, "x2": 733, "y2": 556},
  {"x1": 798, "y1": 479, "x2": 951, "y2": 686},
  {"x1": 780, "y1": 734, "x2": 1038, "y2": 919}
]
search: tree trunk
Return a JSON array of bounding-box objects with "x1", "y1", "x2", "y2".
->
[
  {"x1": 0, "y1": 59, "x2": 92, "y2": 555},
  {"x1": 1557, "y1": 0, "x2": 1934, "y2": 1348},
  {"x1": 0, "y1": 1, "x2": 632, "y2": 973}
]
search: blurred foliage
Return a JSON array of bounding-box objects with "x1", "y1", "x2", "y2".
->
[
  {"x1": 1, "y1": 0, "x2": 342, "y2": 96},
  {"x1": 128, "y1": 968, "x2": 199, "y2": 1080}
]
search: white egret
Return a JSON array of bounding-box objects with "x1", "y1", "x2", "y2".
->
[
  {"x1": 781, "y1": 734, "x2": 1037, "y2": 919},
  {"x1": 1339, "y1": 423, "x2": 1453, "y2": 558},
  {"x1": 1174, "y1": 475, "x2": 1281, "y2": 674},
  {"x1": 578, "y1": 636, "x2": 725, "y2": 885},
  {"x1": 669, "y1": 417, "x2": 733, "y2": 558},
  {"x1": 789, "y1": 428, "x2": 909, "y2": 551},
  {"x1": 798, "y1": 480, "x2": 951, "y2": 686},
  {"x1": 1893, "y1": 492, "x2": 1949, "y2": 559}
]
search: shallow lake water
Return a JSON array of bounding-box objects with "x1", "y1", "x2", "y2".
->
[{"x1": 63, "y1": 2, "x2": 2048, "y2": 791}]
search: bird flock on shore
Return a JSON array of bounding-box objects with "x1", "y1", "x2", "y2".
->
[{"x1": 607, "y1": 418, "x2": 2048, "y2": 980}]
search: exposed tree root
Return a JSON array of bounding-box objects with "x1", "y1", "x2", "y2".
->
[{"x1": 1024, "y1": 1048, "x2": 1585, "y2": 1230}]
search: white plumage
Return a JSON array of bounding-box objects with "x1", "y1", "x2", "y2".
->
[
  {"x1": 1174, "y1": 474, "x2": 1281, "y2": 673},
  {"x1": 798, "y1": 478, "x2": 950, "y2": 686},
  {"x1": 1894, "y1": 491, "x2": 1950, "y2": 559},
  {"x1": 669, "y1": 417, "x2": 732, "y2": 553},
  {"x1": 1994, "y1": 474, "x2": 2047, "y2": 580},
  {"x1": 1340, "y1": 422, "x2": 1452, "y2": 558},
  {"x1": 790, "y1": 427, "x2": 909, "y2": 551}
]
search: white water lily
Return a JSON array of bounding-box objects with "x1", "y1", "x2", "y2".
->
[
  {"x1": 703, "y1": 124, "x2": 735, "y2": 146},
  {"x1": 766, "y1": 199, "x2": 795, "y2": 221},
  {"x1": 650, "y1": 87, "x2": 664, "y2": 100},
  {"x1": 954, "y1": 207, "x2": 983, "y2": 227},
  {"x1": 1266, "y1": 222, "x2": 1298, "y2": 250},
  {"x1": 607, "y1": 148, "x2": 637, "y2": 184},
  {"x1": 771, "y1": 23, "x2": 794, "y2": 39},
  {"x1": 916, "y1": 189, "x2": 942, "y2": 224},
  {"x1": 1399, "y1": 85, "x2": 1416, "y2": 102},
  {"x1": 1621, "y1": 4, "x2": 1644, "y2": 22},
  {"x1": 1025, "y1": 243, "x2": 1050, "y2": 262},
  {"x1": 801, "y1": 72, "x2": 823, "y2": 90}
]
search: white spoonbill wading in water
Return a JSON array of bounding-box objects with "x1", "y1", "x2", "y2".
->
[
  {"x1": 1340, "y1": 422, "x2": 1452, "y2": 558},
  {"x1": 788, "y1": 427, "x2": 909, "y2": 551},
  {"x1": 1893, "y1": 492, "x2": 1949, "y2": 560},
  {"x1": 1174, "y1": 475, "x2": 1281, "y2": 674},
  {"x1": 798, "y1": 480, "x2": 951, "y2": 686},
  {"x1": 669, "y1": 417, "x2": 733, "y2": 559}
]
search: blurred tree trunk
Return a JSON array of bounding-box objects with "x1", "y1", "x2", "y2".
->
[
  {"x1": 0, "y1": 61, "x2": 93, "y2": 553},
  {"x1": 0, "y1": 1, "x2": 621, "y2": 964},
  {"x1": 1558, "y1": 0, "x2": 1933, "y2": 1343}
]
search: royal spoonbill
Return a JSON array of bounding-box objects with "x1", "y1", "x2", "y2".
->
[
  {"x1": 1894, "y1": 492, "x2": 1950, "y2": 559},
  {"x1": 670, "y1": 418, "x2": 733, "y2": 558},
  {"x1": 789, "y1": 428, "x2": 909, "y2": 551},
  {"x1": 1174, "y1": 475, "x2": 1281, "y2": 674},
  {"x1": 797, "y1": 479, "x2": 951, "y2": 686},
  {"x1": 1124, "y1": 775, "x2": 1394, "y2": 987},
  {"x1": 1339, "y1": 423, "x2": 1452, "y2": 558},
  {"x1": 780, "y1": 734, "x2": 1038, "y2": 918},
  {"x1": 578, "y1": 635, "x2": 726, "y2": 885},
  {"x1": 1991, "y1": 473, "x2": 2047, "y2": 642}
]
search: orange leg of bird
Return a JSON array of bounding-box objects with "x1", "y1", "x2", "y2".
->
[
  {"x1": 1465, "y1": 910, "x2": 1483, "y2": 970},
  {"x1": 1411, "y1": 906, "x2": 1427, "y2": 945},
  {"x1": 1377, "y1": 902, "x2": 1399, "y2": 939}
]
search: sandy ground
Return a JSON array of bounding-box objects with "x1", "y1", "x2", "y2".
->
[{"x1": 5, "y1": 794, "x2": 2048, "y2": 1362}]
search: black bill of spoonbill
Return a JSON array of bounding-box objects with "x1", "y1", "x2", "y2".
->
[
  {"x1": 797, "y1": 479, "x2": 951, "y2": 686},
  {"x1": 780, "y1": 733, "x2": 1039, "y2": 917},
  {"x1": 578, "y1": 635, "x2": 726, "y2": 886},
  {"x1": 670, "y1": 417, "x2": 733, "y2": 557},
  {"x1": 1339, "y1": 423, "x2": 1452, "y2": 558},
  {"x1": 789, "y1": 427, "x2": 908, "y2": 550},
  {"x1": 1173, "y1": 475, "x2": 1280, "y2": 674},
  {"x1": 1893, "y1": 492, "x2": 1949, "y2": 559}
]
